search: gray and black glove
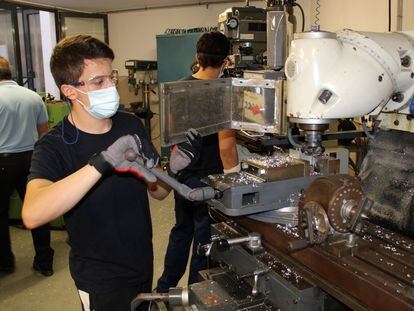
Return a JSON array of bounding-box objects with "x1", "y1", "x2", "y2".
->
[
  {"x1": 89, "y1": 134, "x2": 159, "y2": 183},
  {"x1": 168, "y1": 129, "x2": 202, "y2": 178}
]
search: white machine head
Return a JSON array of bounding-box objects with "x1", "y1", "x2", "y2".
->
[{"x1": 285, "y1": 29, "x2": 414, "y2": 153}]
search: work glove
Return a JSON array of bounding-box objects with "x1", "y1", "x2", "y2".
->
[
  {"x1": 89, "y1": 134, "x2": 159, "y2": 183},
  {"x1": 168, "y1": 129, "x2": 202, "y2": 178}
]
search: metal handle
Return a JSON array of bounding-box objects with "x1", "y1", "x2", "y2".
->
[
  {"x1": 287, "y1": 239, "x2": 310, "y2": 252},
  {"x1": 238, "y1": 268, "x2": 270, "y2": 296},
  {"x1": 125, "y1": 148, "x2": 220, "y2": 201}
]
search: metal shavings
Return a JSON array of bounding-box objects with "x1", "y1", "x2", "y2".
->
[
  {"x1": 265, "y1": 257, "x2": 303, "y2": 284},
  {"x1": 382, "y1": 244, "x2": 397, "y2": 252},
  {"x1": 287, "y1": 192, "x2": 300, "y2": 205},
  {"x1": 361, "y1": 234, "x2": 374, "y2": 243},
  {"x1": 246, "y1": 153, "x2": 295, "y2": 168},
  {"x1": 367, "y1": 224, "x2": 414, "y2": 251},
  {"x1": 211, "y1": 171, "x2": 263, "y2": 185},
  {"x1": 310, "y1": 167, "x2": 322, "y2": 176},
  {"x1": 275, "y1": 224, "x2": 300, "y2": 238}
]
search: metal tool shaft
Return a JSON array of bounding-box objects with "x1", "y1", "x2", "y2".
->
[{"x1": 125, "y1": 148, "x2": 218, "y2": 202}]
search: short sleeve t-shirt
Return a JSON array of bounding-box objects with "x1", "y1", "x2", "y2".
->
[
  {"x1": 29, "y1": 111, "x2": 155, "y2": 293},
  {"x1": 0, "y1": 80, "x2": 48, "y2": 153}
]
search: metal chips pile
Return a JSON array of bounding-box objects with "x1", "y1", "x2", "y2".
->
[{"x1": 246, "y1": 153, "x2": 295, "y2": 168}]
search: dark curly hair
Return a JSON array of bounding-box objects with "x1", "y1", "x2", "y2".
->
[
  {"x1": 196, "y1": 32, "x2": 230, "y2": 68},
  {"x1": 50, "y1": 35, "x2": 114, "y2": 87}
]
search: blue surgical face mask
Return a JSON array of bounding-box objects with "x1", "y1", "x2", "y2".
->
[{"x1": 76, "y1": 86, "x2": 120, "y2": 119}]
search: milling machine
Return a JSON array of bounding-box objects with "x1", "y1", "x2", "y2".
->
[{"x1": 136, "y1": 5, "x2": 414, "y2": 311}]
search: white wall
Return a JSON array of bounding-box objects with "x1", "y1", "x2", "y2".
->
[
  {"x1": 108, "y1": 0, "x2": 414, "y2": 74},
  {"x1": 108, "y1": 1, "x2": 311, "y2": 75},
  {"x1": 403, "y1": 0, "x2": 414, "y2": 30},
  {"x1": 109, "y1": 1, "x2": 262, "y2": 75},
  {"x1": 307, "y1": 0, "x2": 409, "y2": 32},
  {"x1": 107, "y1": 0, "x2": 413, "y2": 148}
]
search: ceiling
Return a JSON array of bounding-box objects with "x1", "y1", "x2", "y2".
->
[{"x1": 9, "y1": 0, "x2": 244, "y2": 13}]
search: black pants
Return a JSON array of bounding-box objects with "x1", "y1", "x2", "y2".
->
[
  {"x1": 156, "y1": 195, "x2": 211, "y2": 292},
  {"x1": 0, "y1": 151, "x2": 54, "y2": 267},
  {"x1": 79, "y1": 283, "x2": 151, "y2": 311}
]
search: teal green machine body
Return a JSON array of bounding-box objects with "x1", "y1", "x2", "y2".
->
[{"x1": 156, "y1": 32, "x2": 202, "y2": 157}]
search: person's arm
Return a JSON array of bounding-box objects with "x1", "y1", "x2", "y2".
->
[
  {"x1": 36, "y1": 98, "x2": 49, "y2": 137},
  {"x1": 24, "y1": 134, "x2": 160, "y2": 229},
  {"x1": 23, "y1": 165, "x2": 102, "y2": 229},
  {"x1": 37, "y1": 122, "x2": 49, "y2": 137},
  {"x1": 218, "y1": 129, "x2": 239, "y2": 172}
]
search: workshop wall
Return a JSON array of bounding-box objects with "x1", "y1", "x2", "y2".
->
[
  {"x1": 108, "y1": 0, "x2": 412, "y2": 148},
  {"x1": 402, "y1": 0, "x2": 414, "y2": 30},
  {"x1": 108, "y1": 0, "x2": 310, "y2": 147},
  {"x1": 109, "y1": 1, "x2": 261, "y2": 75},
  {"x1": 108, "y1": 1, "x2": 310, "y2": 75},
  {"x1": 310, "y1": 0, "x2": 414, "y2": 32},
  {"x1": 109, "y1": 1, "x2": 267, "y2": 149}
]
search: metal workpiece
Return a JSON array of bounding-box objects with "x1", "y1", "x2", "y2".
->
[
  {"x1": 241, "y1": 153, "x2": 309, "y2": 182},
  {"x1": 203, "y1": 173, "x2": 317, "y2": 216}
]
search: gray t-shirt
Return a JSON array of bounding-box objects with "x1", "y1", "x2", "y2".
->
[{"x1": 0, "y1": 80, "x2": 48, "y2": 153}]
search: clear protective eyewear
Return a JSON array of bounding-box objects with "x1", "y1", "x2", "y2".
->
[{"x1": 68, "y1": 70, "x2": 119, "y2": 92}]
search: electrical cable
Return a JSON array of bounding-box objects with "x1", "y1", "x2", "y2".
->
[
  {"x1": 315, "y1": 0, "x2": 321, "y2": 25},
  {"x1": 61, "y1": 99, "x2": 80, "y2": 145},
  {"x1": 287, "y1": 127, "x2": 302, "y2": 148},
  {"x1": 294, "y1": 3, "x2": 305, "y2": 32},
  {"x1": 388, "y1": 0, "x2": 392, "y2": 31}
]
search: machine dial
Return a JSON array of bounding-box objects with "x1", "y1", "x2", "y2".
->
[{"x1": 226, "y1": 17, "x2": 239, "y2": 30}]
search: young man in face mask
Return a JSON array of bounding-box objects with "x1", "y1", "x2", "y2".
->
[
  {"x1": 22, "y1": 35, "x2": 199, "y2": 310},
  {"x1": 156, "y1": 31, "x2": 240, "y2": 293}
]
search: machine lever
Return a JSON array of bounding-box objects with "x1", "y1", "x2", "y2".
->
[
  {"x1": 287, "y1": 239, "x2": 310, "y2": 252},
  {"x1": 130, "y1": 287, "x2": 189, "y2": 311},
  {"x1": 199, "y1": 233, "x2": 262, "y2": 257},
  {"x1": 238, "y1": 268, "x2": 270, "y2": 296}
]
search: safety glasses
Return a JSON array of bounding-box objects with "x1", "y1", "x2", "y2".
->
[{"x1": 68, "y1": 70, "x2": 119, "y2": 92}]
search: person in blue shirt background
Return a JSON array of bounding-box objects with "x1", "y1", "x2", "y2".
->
[{"x1": 0, "y1": 56, "x2": 54, "y2": 276}]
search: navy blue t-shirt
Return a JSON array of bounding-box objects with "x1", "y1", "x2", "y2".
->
[{"x1": 29, "y1": 111, "x2": 154, "y2": 293}]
